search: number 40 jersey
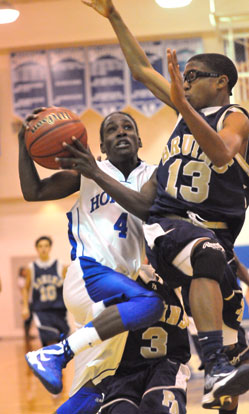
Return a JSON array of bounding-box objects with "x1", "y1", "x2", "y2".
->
[{"x1": 67, "y1": 160, "x2": 156, "y2": 279}]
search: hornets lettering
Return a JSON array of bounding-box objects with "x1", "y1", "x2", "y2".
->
[{"x1": 90, "y1": 191, "x2": 115, "y2": 213}]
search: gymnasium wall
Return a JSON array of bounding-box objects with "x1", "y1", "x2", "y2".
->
[{"x1": 0, "y1": 0, "x2": 249, "y2": 337}]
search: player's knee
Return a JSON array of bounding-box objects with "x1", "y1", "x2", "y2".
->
[{"x1": 191, "y1": 239, "x2": 226, "y2": 284}]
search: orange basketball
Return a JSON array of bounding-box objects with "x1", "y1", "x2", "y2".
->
[{"x1": 25, "y1": 107, "x2": 87, "y2": 169}]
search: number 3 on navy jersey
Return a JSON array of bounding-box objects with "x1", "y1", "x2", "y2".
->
[{"x1": 114, "y1": 213, "x2": 128, "y2": 238}]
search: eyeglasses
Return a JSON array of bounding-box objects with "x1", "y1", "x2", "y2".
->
[{"x1": 183, "y1": 69, "x2": 221, "y2": 84}]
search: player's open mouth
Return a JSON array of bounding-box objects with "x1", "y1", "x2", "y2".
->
[{"x1": 116, "y1": 140, "x2": 130, "y2": 149}]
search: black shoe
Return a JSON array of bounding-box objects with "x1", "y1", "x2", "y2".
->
[
  {"x1": 223, "y1": 343, "x2": 249, "y2": 367},
  {"x1": 202, "y1": 350, "x2": 249, "y2": 409}
]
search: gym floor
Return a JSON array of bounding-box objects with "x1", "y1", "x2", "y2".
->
[{"x1": 0, "y1": 337, "x2": 248, "y2": 414}]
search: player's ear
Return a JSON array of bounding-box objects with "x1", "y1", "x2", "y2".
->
[
  {"x1": 100, "y1": 141, "x2": 106, "y2": 154},
  {"x1": 217, "y1": 74, "x2": 229, "y2": 91},
  {"x1": 138, "y1": 137, "x2": 142, "y2": 148}
]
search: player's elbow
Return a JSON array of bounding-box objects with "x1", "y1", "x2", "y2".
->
[
  {"x1": 23, "y1": 193, "x2": 36, "y2": 202},
  {"x1": 132, "y1": 69, "x2": 143, "y2": 83},
  {"x1": 211, "y1": 154, "x2": 233, "y2": 168},
  {"x1": 137, "y1": 204, "x2": 152, "y2": 222},
  {"x1": 22, "y1": 190, "x2": 39, "y2": 202},
  {"x1": 132, "y1": 63, "x2": 152, "y2": 83}
]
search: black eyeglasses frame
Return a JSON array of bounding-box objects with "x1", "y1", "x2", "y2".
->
[{"x1": 183, "y1": 69, "x2": 221, "y2": 84}]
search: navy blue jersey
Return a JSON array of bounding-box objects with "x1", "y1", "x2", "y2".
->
[
  {"x1": 117, "y1": 287, "x2": 190, "y2": 369},
  {"x1": 149, "y1": 105, "x2": 249, "y2": 244},
  {"x1": 29, "y1": 259, "x2": 66, "y2": 311}
]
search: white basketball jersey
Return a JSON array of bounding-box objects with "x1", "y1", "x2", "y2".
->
[{"x1": 67, "y1": 160, "x2": 156, "y2": 279}]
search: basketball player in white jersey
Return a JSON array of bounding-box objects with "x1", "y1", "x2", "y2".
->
[{"x1": 19, "y1": 111, "x2": 165, "y2": 413}]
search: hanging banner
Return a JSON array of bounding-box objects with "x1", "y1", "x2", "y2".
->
[
  {"x1": 10, "y1": 38, "x2": 203, "y2": 119},
  {"x1": 10, "y1": 50, "x2": 49, "y2": 119},
  {"x1": 130, "y1": 41, "x2": 165, "y2": 117},
  {"x1": 87, "y1": 45, "x2": 127, "y2": 116},
  {"x1": 164, "y1": 38, "x2": 204, "y2": 76},
  {"x1": 48, "y1": 47, "x2": 87, "y2": 115}
]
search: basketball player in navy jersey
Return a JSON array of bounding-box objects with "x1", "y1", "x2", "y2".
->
[
  {"x1": 22, "y1": 235, "x2": 70, "y2": 346},
  {"x1": 73, "y1": 1, "x2": 249, "y2": 411},
  {"x1": 56, "y1": 265, "x2": 191, "y2": 414},
  {"x1": 99, "y1": 273, "x2": 191, "y2": 414},
  {"x1": 19, "y1": 111, "x2": 167, "y2": 413}
]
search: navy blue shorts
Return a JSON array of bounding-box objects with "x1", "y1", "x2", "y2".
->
[
  {"x1": 145, "y1": 217, "x2": 215, "y2": 288},
  {"x1": 101, "y1": 358, "x2": 189, "y2": 414},
  {"x1": 145, "y1": 217, "x2": 243, "y2": 330},
  {"x1": 33, "y1": 309, "x2": 70, "y2": 346}
]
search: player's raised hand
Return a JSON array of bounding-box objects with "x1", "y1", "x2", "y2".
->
[
  {"x1": 81, "y1": 0, "x2": 114, "y2": 18},
  {"x1": 18, "y1": 107, "x2": 47, "y2": 141},
  {"x1": 167, "y1": 49, "x2": 186, "y2": 111},
  {"x1": 56, "y1": 137, "x2": 100, "y2": 179}
]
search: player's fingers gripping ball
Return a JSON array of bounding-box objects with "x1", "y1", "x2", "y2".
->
[{"x1": 25, "y1": 107, "x2": 87, "y2": 169}]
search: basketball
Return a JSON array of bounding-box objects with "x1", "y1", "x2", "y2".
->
[{"x1": 25, "y1": 107, "x2": 88, "y2": 169}]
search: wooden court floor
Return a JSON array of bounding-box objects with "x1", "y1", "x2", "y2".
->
[{"x1": 0, "y1": 337, "x2": 248, "y2": 414}]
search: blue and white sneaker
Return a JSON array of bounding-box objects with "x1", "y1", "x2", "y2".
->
[
  {"x1": 202, "y1": 350, "x2": 249, "y2": 409},
  {"x1": 25, "y1": 339, "x2": 74, "y2": 394}
]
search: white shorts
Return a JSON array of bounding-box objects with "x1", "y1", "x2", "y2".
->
[{"x1": 63, "y1": 259, "x2": 128, "y2": 396}]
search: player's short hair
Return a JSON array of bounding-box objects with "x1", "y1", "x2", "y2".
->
[
  {"x1": 35, "y1": 236, "x2": 53, "y2": 247},
  {"x1": 100, "y1": 111, "x2": 139, "y2": 143},
  {"x1": 187, "y1": 53, "x2": 238, "y2": 95}
]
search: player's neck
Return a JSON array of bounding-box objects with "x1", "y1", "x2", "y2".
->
[
  {"x1": 208, "y1": 94, "x2": 230, "y2": 108},
  {"x1": 115, "y1": 158, "x2": 140, "y2": 179},
  {"x1": 39, "y1": 255, "x2": 50, "y2": 262}
]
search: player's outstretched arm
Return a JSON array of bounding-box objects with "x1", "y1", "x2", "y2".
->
[
  {"x1": 82, "y1": 0, "x2": 174, "y2": 108},
  {"x1": 18, "y1": 113, "x2": 80, "y2": 201},
  {"x1": 58, "y1": 138, "x2": 157, "y2": 221},
  {"x1": 167, "y1": 49, "x2": 249, "y2": 166}
]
